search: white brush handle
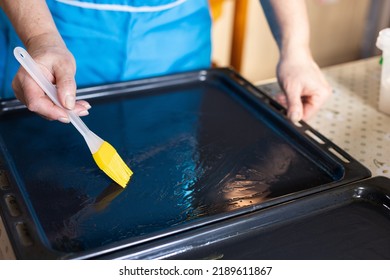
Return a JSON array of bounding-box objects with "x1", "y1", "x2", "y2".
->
[{"x1": 13, "y1": 47, "x2": 103, "y2": 153}]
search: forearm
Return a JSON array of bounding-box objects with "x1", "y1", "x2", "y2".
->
[
  {"x1": 0, "y1": 0, "x2": 64, "y2": 48},
  {"x1": 260, "y1": 0, "x2": 311, "y2": 59}
]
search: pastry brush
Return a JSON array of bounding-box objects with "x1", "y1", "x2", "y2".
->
[{"x1": 13, "y1": 47, "x2": 133, "y2": 188}]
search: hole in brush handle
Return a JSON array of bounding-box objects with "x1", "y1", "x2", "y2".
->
[{"x1": 13, "y1": 47, "x2": 62, "y2": 108}]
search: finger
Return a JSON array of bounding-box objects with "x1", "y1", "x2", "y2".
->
[
  {"x1": 303, "y1": 83, "x2": 332, "y2": 121},
  {"x1": 12, "y1": 71, "x2": 28, "y2": 105},
  {"x1": 26, "y1": 94, "x2": 70, "y2": 123},
  {"x1": 76, "y1": 100, "x2": 92, "y2": 110},
  {"x1": 13, "y1": 69, "x2": 70, "y2": 122},
  {"x1": 301, "y1": 86, "x2": 332, "y2": 121},
  {"x1": 284, "y1": 85, "x2": 304, "y2": 123},
  {"x1": 274, "y1": 92, "x2": 288, "y2": 108},
  {"x1": 73, "y1": 101, "x2": 91, "y2": 117}
]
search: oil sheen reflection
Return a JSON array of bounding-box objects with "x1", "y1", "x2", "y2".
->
[{"x1": 187, "y1": 88, "x2": 297, "y2": 215}]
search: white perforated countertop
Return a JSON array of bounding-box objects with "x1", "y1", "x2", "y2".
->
[{"x1": 257, "y1": 56, "x2": 390, "y2": 178}]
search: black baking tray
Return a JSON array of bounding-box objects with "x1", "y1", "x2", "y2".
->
[
  {"x1": 0, "y1": 68, "x2": 371, "y2": 259},
  {"x1": 100, "y1": 176, "x2": 390, "y2": 260}
]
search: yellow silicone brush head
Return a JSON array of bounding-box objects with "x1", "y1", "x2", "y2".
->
[{"x1": 92, "y1": 141, "x2": 133, "y2": 188}]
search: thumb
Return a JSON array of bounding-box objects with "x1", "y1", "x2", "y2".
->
[
  {"x1": 53, "y1": 61, "x2": 77, "y2": 110},
  {"x1": 285, "y1": 86, "x2": 304, "y2": 123}
]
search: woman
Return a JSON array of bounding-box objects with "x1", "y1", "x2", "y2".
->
[{"x1": 0, "y1": 0, "x2": 331, "y2": 123}]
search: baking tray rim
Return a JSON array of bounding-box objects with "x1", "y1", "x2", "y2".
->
[{"x1": 0, "y1": 67, "x2": 372, "y2": 259}]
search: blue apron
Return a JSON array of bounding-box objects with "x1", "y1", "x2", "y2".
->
[{"x1": 0, "y1": 0, "x2": 212, "y2": 99}]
